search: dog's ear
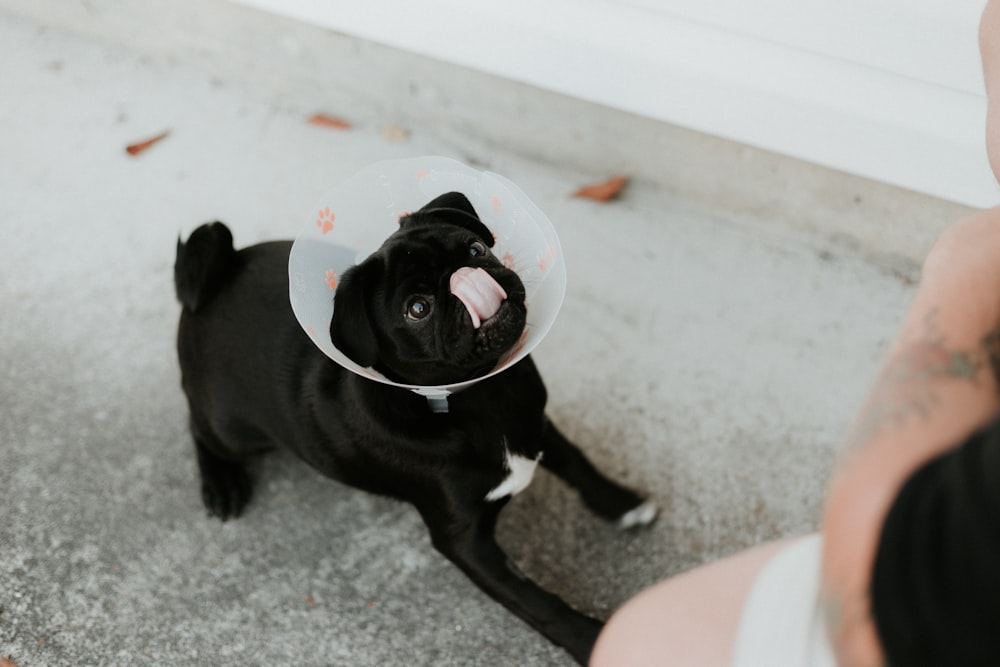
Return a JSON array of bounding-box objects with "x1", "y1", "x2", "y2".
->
[
  {"x1": 401, "y1": 191, "x2": 495, "y2": 248},
  {"x1": 330, "y1": 257, "x2": 383, "y2": 368},
  {"x1": 419, "y1": 191, "x2": 478, "y2": 218}
]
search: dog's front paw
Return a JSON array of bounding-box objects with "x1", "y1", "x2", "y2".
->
[
  {"x1": 615, "y1": 499, "x2": 658, "y2": 530},
  {"x1": 200, "y1": 461, "x2": 252, "y2": 521}
]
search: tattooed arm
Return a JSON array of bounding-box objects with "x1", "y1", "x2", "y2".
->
[{"x1": 819, "y1": 209, "x2": 1000, "y2": 667}]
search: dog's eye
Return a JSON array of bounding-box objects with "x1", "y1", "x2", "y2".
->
[
  {"x1": 405, "y1": 296, "x2": 432, "y2": 321},
  {"x1": 469, "y1": 241, "x2": 487, "y2": 257}
]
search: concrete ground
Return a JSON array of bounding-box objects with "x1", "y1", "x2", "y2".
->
[{"x1": 0, "y1": 4, "x2": 975, "y2": 667}]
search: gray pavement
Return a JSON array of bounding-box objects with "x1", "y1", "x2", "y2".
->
[{"x1": 0, "y1": 6, "x2": 969, "y2": 667}]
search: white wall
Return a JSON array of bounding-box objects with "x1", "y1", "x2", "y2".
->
[{"x1": 233, "y1": 0, "x2": 996, "y2": 208}]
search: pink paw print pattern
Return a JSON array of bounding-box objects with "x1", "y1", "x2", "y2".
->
[
  {"x1": 491, "y1": 196, "x2": 502, "y2": 213},
  {"x1": 325, "y1": 269, "x2": 338, "y2": 290},
  {"x1": 538, "y1": 246, "x2": 555, "y2": 272},
  {"x1": 502, "y1": 251, "x2": 516, "y2": 270},
  {"x1": 315, "y1": 207, "x2": 335, "y2": 235}
]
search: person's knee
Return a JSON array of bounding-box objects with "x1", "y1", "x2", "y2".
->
[
  {"x1": 981, "y1": 2, "x2": 1000, "y2": 182},
  {"x1": 981, "y1": 1, "x2": 1000, "y2": 87},
  {"x1": 591, "y1": 539, "x2": 795, "y2": 667}
]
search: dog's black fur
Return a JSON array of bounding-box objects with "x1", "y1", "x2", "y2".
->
[{"x1": 175, "y1": 192, "x2": 653, "y2": 664}]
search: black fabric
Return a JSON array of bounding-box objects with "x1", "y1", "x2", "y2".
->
[{"x1": 871, "y1": 417, "x2": 1000, "y2": 666}]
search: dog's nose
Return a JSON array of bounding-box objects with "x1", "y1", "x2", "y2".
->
[{"x1": 450, "y1": 267, "x2": 507, "y2": 328}]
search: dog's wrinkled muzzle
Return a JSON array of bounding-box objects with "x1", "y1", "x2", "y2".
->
[{"x1": 450, "y1": 267, "x2": 507, "y2": 329}]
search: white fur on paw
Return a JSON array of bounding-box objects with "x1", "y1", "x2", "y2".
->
[{"x1": 617, "y1": 500, "x2": 658, "y2": 529}]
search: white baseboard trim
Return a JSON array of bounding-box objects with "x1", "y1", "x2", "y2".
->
[{"x1": 233, "y1": 0, "x2": 998, "y2": 208}]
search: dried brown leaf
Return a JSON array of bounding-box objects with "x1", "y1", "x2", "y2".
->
[
  {"x1": 306, "y1": 594, "x2": 316, "y2": 607},
  {"x1": 2, "y1": 657, "x2": 19, "y2": 667},
  {"x1": 307, "y1": 113, "x2": 351, "y2": 130},
  {"x1": 572, "y1": 175, "x2": 628, "y2": 202},
  {"x1": 125, "y1": 130, "x2": 170, "y2": 156}
]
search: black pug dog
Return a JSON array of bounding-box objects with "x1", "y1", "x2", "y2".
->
[{"x1": 174, "y1": 191, "x2": 656, "y2": 664}]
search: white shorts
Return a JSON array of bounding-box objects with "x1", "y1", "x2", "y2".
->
[{"x1": 730, "y1": 534, "x2": 836, "y2": 667}]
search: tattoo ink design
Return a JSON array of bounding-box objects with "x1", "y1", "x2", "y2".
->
[
  {"x1": 820, "y1": 588, "x2": 889, "y2": 667},
  {"x1": 981, "y1": 327, "x2": 1000, "y2": 383},
  {"x1": 824, "y1": 312, "x2": 1000, "y2": 667},
  {"x1": 845, "y1": 309, "x2": 988, "y2": 455}
]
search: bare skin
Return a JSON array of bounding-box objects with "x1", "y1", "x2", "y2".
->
[
  {"x1": 593, "y1": 6, "x2": 1000, "y2": 665},
  {"x1": 593, "y1": 208, "x2": 1000, "y2": 667},
  {"x1": 820, "y1": 210, "x2": 1000, "y2": 667}
]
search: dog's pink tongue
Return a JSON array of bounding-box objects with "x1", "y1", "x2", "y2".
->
[{"x1": 450, "y1": 267, "x2": 507, "y2": 329}]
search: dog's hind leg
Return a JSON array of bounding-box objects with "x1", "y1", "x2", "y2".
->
[
  {"x1": 539, "y1": 419, "x2": 658, "y2": 529},
  {"x1": 416, "y1": 499, "x2": 603, "y2": 665},
  {"x1": 190, "y1": 425, "x2": 253, "y2": 521}
]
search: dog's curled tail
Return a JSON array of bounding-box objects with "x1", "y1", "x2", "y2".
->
[{"x1": 174, "y1": 222, "x2": 238, "y2": 313}]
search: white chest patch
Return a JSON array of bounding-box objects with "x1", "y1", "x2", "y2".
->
[{"x1": 485, "y1": 444, "x2": 542, "y2": 502}]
